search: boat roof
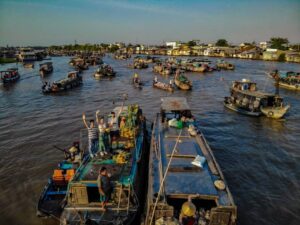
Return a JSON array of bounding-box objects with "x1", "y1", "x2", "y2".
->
[
  {"x1": 161, "y1": 97, "x2": 190, "y2": 111},
  {"x1": 152, "y1": 121, "x2": 232, "y2": 206},
  {"x1": 233, "y1": 88, "x2": 275, "y2": 98},
  {"x1": 40, "y1": 62, "x2": 52, "y2": 66}
]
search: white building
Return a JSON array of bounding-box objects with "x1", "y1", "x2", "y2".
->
[
  {"x1": 259, "y1": 42, "x2": 269, "y2": 50},
  {"x1": 165, "y1": 41, "x2": 180, "y2": 49}
]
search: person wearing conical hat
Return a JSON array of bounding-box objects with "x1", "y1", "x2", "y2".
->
[{"x1": 179, "y1": 200, "x2": 197, "y2": 225}]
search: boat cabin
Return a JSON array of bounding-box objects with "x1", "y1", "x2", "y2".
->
[{"x1": 231, "y1": 79, "x2": 257, "y2": 91}]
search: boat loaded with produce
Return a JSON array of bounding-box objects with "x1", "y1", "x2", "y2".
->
[
  {"x1": 42, "y1": 71, "x2": 82, "y2": 94},
  {"x1": 224, "y1": 79, "x2": 290, "y2": 119},
  {"x1": 60, "y1": 104, "x2": 148, "y2": 225},
  {"x1": 144, "y1": 97, "x2": 237, "y2": 225}
]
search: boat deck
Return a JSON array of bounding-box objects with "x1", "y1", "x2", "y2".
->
[{"x1": 152, "y1": 117, "x2": 233, "y2": 206}]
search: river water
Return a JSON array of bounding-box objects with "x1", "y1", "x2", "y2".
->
[{"x1": 0, "y1": 55, "x2": 299, "y2": 225}]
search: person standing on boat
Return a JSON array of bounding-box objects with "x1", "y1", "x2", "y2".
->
[
  {"x1": 82, "y1": 113, "x2": 98, "y2": 158},
  {"x1": 97, "y1": 167, "x2": 113, "y2": 211},
  {"x1": 96, "y1": 111, "x2": 108, "y2": 156},
  {"x1": 108, "y1": 102, "x2": 124, "y2": 147},
  {"x1": 153, "y1": 76, "x2": 158, "y2": 84}
]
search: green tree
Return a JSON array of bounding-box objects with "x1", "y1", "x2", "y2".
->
[
  {"x1": 278, "y1": 53, "x2": 286, "y2": 62},
  {"x1": 216, "y1": 39, "x2": 228, "y2": 47},
  {"x1": 187, "y1": 40, "x2": 197, "y2": 47},
  {"x1": 270, "y1": 37, "x2": 289, "y2": 50},
  {"x1": 109, "y1": 45, "x2": 119, "y2": 53}
]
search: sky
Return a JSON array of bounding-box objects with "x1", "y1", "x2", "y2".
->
[{"x1": 0, "y1": 0, "x2": 299, "y2": 46}]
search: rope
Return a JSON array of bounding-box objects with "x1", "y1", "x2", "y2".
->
[{"x1": 148, "y1": 129, "x2": 183, "y2": 225}]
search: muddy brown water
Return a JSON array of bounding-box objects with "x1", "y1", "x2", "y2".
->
[{"x1": 0, "y1": 55, "x2": 300, "y2": 225}]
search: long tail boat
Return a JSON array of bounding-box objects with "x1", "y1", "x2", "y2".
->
[
  {"x1": 144, "y1": 97, "x2": 237, "y2": 225},
  {"x1": 60, "y1": 104, "x2": 148, "y2": 225}
]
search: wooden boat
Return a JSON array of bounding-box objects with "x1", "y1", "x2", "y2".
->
[
  {"x1": 94, "y1": 64, "x2": 116, "y2": 79},
  {"x1": 114, "y1": 53, "x2": 131, "y2": 60},
  {"x1": 42, "y1": 71, "x2": 82, "y2": 94},
  {"x1": 0, "y1": 68, "x2": 20, "y2": 84},
  {"x1": 132, "y1": 77, "x2": 143, "y2": 89},
  {"x1": 60, "y1": 104, "x2": 148, "y2": 225},
  {"x1": 224, "y1": 79, "x2": 290, "y2": 118},
  {"x1": 216, "y1": 60, "x2": 235, "y2": 70},
  {"x1": 39, "y1": 62, "x2": 53, "y2": 76},
  {"x1": 37, "y1": 143, "x2": 84, "y2": 218},
  {"x1": 144, "y1": 97, "x2": 237, "y2": 225},
  {"x1": 269, "y1": 70, "x2": 300, "y2": 91},
  {"x1": 129, "y1": 61, "x2": 149, "y2": 69},
  {"x1": 153, "y1": 81, "x2": 174, "y2": 92},
  {"x1": 174, "y1": 74, "x2": 192, "y2": 90},
  {"x1": 23, "y1": 62, "x2": 34, "y2": 68}
]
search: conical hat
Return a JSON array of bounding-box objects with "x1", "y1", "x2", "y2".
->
[
  {"x1": 69, "y1": 146, "x2": 78, "y2": 153},
  {"x1": 181, "y1": 201, "x2": 196, "y2": 217}
]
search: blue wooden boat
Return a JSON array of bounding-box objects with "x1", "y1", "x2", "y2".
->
[
  {"x1": 60, "y1": 104, "x2": 148, "y2": 225},
  {"x1": 144, "y1": 97, "x2": 237, "y2": 225},
  {"x1": 37, "y1": 144, "x2": 84, "y2": 218}
]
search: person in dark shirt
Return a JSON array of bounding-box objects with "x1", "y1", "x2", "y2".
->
[{"x1": 97, "y1": 167, "x2": 113, "y2": 210}]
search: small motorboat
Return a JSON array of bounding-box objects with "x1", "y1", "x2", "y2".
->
[
  {"x1": 174, "y1": 74, "x2": 192, "y2": 90},
  {"x1": 216, "y1": 60, "x2": 235, "y2": 70},
  {"x1": 153, "y1": 81, "x2": 174, "y2": 92},
  {"x1": 23, "y1": 62, "x2": 34, "y2": 68},
  {"x1": 93, "y1": 64, "x2": 116, "y2": 79},
  {"x1": 0, "y1": 68, "x2": 20, "y2": 85},
  {"x1": 39, "y1": 62, "x2": 53, "y2": 76}
]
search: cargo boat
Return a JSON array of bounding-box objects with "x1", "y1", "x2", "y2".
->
[
  {"x1": 144, "y1": 97, "x2": 237, "y2": 225},
  {"x1": 60, "y1": 104, "x2": 148, "y2": 225}
]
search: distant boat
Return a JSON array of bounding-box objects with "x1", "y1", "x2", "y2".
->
[
  {"x1": 42, "y1": 71, "x2": 82, "y2": 94},
  {"x1": 93, "y1": 64, "x2": 116, "y2": 79},
  {"x1": 269, "y1": 70, "x2": 300, "y2": 91},
  {"x1": 153, "y1": 80, "x2": 174, "y2": 92},
  {"x1": 174, "y1": 74, "x2": 192, "y2": 90},
  {"x1": 216, "y1": 60, "x2": 235, "y2": 70},
  {"x1": 39, "y1": 62, "x2": 53, "y2": 76},
  {"x1": 0, "y1": 68, "x2": 20, "y2": 84},
  {"x1": 224, "y1": 79, "x2": 290, "y2": 119},
  {"x1": 23, "y1": 62, "x2": 34, "y2": 68}
]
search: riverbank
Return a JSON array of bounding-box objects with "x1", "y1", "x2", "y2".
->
[{"x1": 0, "y1": 58, "x2": 17, "y2": 64}]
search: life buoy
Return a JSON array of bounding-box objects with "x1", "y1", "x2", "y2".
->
[{"x1": 268, "y1": 111, "x2": 274, "y2": 117}]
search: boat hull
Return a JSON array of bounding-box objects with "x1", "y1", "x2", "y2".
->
[
  {"x1": 278, "y1": 82, "x2": 300, "y2": 91},
  {"x1": 224, "y1": 101, "x2": 261, "y2": 117},
  {"x1": 260, "y1": 105, "x2": 290, "y2": 119},
  {"x1": 174, "y1": 79, "x2": 191, "y2": 90},
  {"x1": 153, "y1": 82, "x2": 174, "y2": 92}
]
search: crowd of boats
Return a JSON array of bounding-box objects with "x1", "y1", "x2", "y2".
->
[
  {"x1": 1, "y1": 52, "x2": 298, "y2": 224},
  {"x1": 36, "y1": 97, "x2": 237, "y2": 225},
  {"x1": 1, "y1": 52, "x2": 298, "y2": 119}
]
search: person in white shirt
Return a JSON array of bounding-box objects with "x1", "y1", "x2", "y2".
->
[{"x1": 96, "y1": 111, "x2": 108, "y2": 156}]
